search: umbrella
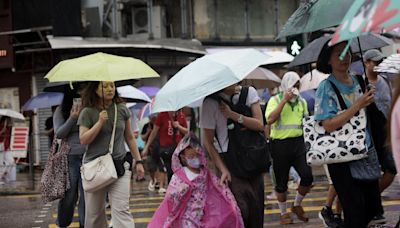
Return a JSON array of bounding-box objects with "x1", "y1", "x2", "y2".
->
[
  {"x1": 138, "y1": 102, "x2": 153, "y2": 120},
  {"x1": 43, "y1": 80, "x2": 138, "y2": 92},
  {"x1": 287, "y1": 33, "x2": 393, "y2": 68},
  {"x1": 44, "y1": 52, "x2": 159, "y2": 82},
  {"x1": 117, "y1": 85, "x2": 151, "y2": 103},
  {"x1": 374, "y1": 53, "x2": 400, "y2": 74},
  {"x1": 138, "y1": 86, "x2": 160, "y2": 98},
  {"x1": 21, "y1": 92, "x2": 64, "y2": 111},
  {"x1": 330, "y1": 0, "x2": 400, "y2": 46},
  {"x1": 277, "y1": 0, "x2": 355, "y2": 39},
  {"x1": 262, "y1": 51, "x2": 294, "y2": 65},
  {"x1": 152, "y1": 49, "x2": 271, "y2": 113},
  {"x1": 299, "y1": 69, "x2": 329, "y2": 91},
  {"x1": 0, "y1": 109, "x2": 25, "y2": 120},
  {"x1": 241, "y1": 67, "x2": 281, "y2": 89}
]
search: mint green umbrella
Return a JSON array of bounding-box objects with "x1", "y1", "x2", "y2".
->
[
  {"x1": 330, "y1": 0, "x2": 400, "y2": 46},
  {"x1": 152, "y1": 49, "x2": 270, "y2": 113},
  {"x1": 277, "y1": 0, "x2": 355, "y2": 39}
]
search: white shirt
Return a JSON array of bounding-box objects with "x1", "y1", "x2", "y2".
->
[
  {"x1": 184, "y1": 166, "x2": 200, "y2": 181},
  {"x1": 200, "y1": 86, "x2": 260, "y2": 153}
]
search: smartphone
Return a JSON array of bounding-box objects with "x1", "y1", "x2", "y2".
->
[{"x1": 73, "y1": 98, "x2": 82, "y2": 110}]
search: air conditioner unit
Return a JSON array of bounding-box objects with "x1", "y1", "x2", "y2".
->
[{"x1": 130, "y1": 5, "x2": 166, "y2": 39}]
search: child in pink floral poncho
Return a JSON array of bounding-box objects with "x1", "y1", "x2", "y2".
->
[{"x1": 148, "y1": 133, "x2": 244, "y2": 228}]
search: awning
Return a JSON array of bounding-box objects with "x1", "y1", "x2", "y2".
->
[{"x1": 47, "y1": 36, "x2": 206, "y2": 55}]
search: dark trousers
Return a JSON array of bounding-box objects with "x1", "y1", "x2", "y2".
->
[
  {"x1": 57, "y1": 155, "x2": 85, "y2": 227},
  {"x1": 270, "y1": 136, "x2": 313, "y2": 193},
  {"x1": 328, "y1": 162, "x2": 382, "y2": 228},
  {"x1": 229, "y1": 173, "x2": 264, "y2": 228}
]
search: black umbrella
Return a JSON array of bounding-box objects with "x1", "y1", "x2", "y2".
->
[{"x1": 288, "y1": 34, "x2": 393, "y2": 68}]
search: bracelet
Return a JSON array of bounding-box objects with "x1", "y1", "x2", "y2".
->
[{"x1": 136, "y1": 160, "x2": 144, "y2": 165}]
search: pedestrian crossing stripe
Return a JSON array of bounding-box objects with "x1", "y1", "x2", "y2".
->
[{"x1": 51, "y1": 199, "x2": 400, "y2": 220}]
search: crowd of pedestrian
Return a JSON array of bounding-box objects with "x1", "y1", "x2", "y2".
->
[{"x1": 35, "y1": 40, "x2": 400, "y2": 228}]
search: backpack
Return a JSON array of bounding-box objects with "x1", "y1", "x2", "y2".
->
[{"x1": 209, "y1": 86, "x2": 270, "y2": 179}]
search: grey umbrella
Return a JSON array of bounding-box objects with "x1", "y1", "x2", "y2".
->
[{"x1": 288, "y1": 34, "x2": 393, "y2": 68}]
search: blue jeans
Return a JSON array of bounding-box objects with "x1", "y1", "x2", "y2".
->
[{"x1": 56, "y1": 154, "x2": 85, "y2": 227}]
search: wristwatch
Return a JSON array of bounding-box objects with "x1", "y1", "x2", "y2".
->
[
  {"x1": 136, "y1": 160, "x2": 144, "y2": 165},
  {"x1": 237, "y1": 114, "x2": 244, "y2": 124}
]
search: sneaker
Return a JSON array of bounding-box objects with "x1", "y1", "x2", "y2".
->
[
  {"x1": 319, "y1": 206, "x2": 337, "y2": 227},
  {"x1": 266, "y1": 191, "x2": 277, "y2": 200},
  {"x1": 288, "y1": 180, "x2": 299, "y2": 190},
  {"x1": 158, "y1": 187, "x2": 167, "y2": 194},
  {"x1": 280, "y1": 213, "x2": 293, "y2": 225},
  {"x1": 369, "y1": 214, "x2": 386, "y2": 225},
  {"x1": 148, "y1": 180, "x2": 155, "y2": 192},
  {"x1": 333, "y1": 214, "x2": 344, "y2": 228},
  {"x1": 291, "y1": 205, "x2": 309, "y2": 222}
]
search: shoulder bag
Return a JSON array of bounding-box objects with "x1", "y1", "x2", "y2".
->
[
  {"x1": 80, "y1": 104, "x2": 118, "y2": 192},
  {"x1": 303, "y1": 80, "x2": 368, "y2": 166},
  {"x1": 41, "y1": 138, "x2": 71, "y2": 203}
]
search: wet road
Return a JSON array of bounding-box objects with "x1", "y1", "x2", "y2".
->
[{"x1": 2, "y1": 175, "x2": 400, "y2": 227}]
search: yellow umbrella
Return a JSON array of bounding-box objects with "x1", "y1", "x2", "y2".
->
[{"x1": 45, "y1": 52, "x2": 159, "y2": 82}]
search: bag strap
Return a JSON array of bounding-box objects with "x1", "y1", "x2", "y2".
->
[
  {"x1": 108, "y1": 103, "x2": 118, "y2": 155},
  {"x1": 237, "y1": 86, "x2": 249, "y2": 106},
  {"x1": 328, "y1": 81, "x2": 348, "y2": 110}
]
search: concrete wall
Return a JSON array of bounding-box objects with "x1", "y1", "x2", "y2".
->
[{"x1": 193, "y1": 0, "x2": 299, "y2": 40}]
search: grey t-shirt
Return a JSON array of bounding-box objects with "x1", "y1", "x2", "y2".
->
[
  {"x1": 53, "y1": 106, "x2": 85, "y2": 155},
  {"x1": 78, "y1": 103, "x2": 131, "y2": 163},
  {"x1": 200, "y1": 86, "x2": 260, "y2": 153}
]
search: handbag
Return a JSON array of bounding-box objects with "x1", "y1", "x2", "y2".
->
[
  {"x1": 40, "y1": 138, "x2": 71, "y2": 203},
  {"x1": 80, "y1": 104, "x2": 118, "y2": 192},
  {"x1": 303, "y1": 80, "x2": 368, "y2": 166},
  {"x1": 348, "y1": 75, "x2": 381, "y2": 181}
]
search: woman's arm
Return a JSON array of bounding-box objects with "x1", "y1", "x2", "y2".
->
[
  {"x1": 79, "y1": 110, "x2": 108, "y2": 145},
  {"x1": 124, "y1": 118, "x2": 144, "y2": 178},
  {"x1": 141, "y1": 125, "x2": 160, "y2": 157},
  {"x1": 220, "y1": 101, "x2": 264, "y2": 131},
  {"x1": 322, "y1": 89, "x2": 374, "y2": 132},
  {"x1": 54, "y1": 107, "x2": 81, "y2": 139},
  {"x1": 203, "y1": 128, "x2": 231, "y2": 185}
]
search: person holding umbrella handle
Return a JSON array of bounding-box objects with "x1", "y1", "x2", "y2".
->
[{"x1": 78, "y1": 81, "x2": 144, "y2": 228}]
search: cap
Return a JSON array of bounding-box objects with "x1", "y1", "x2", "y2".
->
[{"x1": 363, "y1": 49, "x2": 384, "y2": 62}]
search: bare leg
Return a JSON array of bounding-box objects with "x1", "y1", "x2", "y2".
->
[{"x1": 379, "y1": 172, "x2": 395, "y2": 193}]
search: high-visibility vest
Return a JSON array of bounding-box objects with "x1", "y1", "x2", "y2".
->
[{"x1": 269, "y1": 94, "x2": 308, "y2": 140}]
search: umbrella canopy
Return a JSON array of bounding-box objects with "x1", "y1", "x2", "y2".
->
[
  {"x1": 44, "y1": 52, "x2": 159, "y2": 82},
  {"x1": 262, "y1": 51, "x2": 294, "y2": 65},
  {"x1": 22, "y1": 92, "x2": 64, "y2": 111},
  {"x1": 138, "y1": 102, "x2": 153, "y2": 120},
  {"x1": 242, "y1": 67, "x2": 281, "y2": 89},
  {"x1": 330, "y1": 0, "x2": 400, "y2": 46},
  {"x1": 288, "y1": 33, "x2": 393, "y2": 68},
  {"x1": 152, "y1": 49, "x2": 270, "y2": 113},
  {"x1": 299, "y1": 69, "x2": 329, "y2": 91},
  {"x1": 277, "y1": 0, "x2": 355, "y2": 39},
  {"x1": 374, "y1": 53, "x2": 400, "y2": 74},
  {"x1": 0, "y1": 109, "x2": 25, "y2": 120},
  {"x1": 137, "y1": 86, "x2": 160, "y2": 97},
  {"x1": 117, "y1": 85, "x2": 151, "y2": 103}
]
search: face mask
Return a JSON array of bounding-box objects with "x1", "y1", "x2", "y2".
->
[
  {"x1": 289, "y1": 88, "x2": 300, "y2": 103},
  {"x1": 186, "y1": 157, "x2": 201, "y2": 169}
]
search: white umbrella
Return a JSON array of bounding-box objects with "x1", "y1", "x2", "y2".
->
[
  {"x1": 153, "y1": 49, "x2": 271, "y2": 113},
  {"x1": 0, "y1": 109, "x2": 25, "y2": 120},
  {"x1": 299, "y1": 69, "x2": 329, "y2": 91},
  {"x1": 117, "y1": 85, "x2": 152, "y2": 103},
  {"x1": 242, "y1": 67, "x2": 281, "y2": 89},
  {"x1": 262, "y1": 51, "x2": 294, "y2": 65}
]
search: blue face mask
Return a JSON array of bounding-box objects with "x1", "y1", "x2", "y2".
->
[{"x1": 186, "y1": 157, "x2": 201, "y2": 169}]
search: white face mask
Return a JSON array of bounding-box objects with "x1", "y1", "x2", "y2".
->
[
  {"x1": 186, "y1": 157, "x2": 201, "y2": 169},
  {"x1": 289, "y1": 88, "x2": 300, "y2": 103}
]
